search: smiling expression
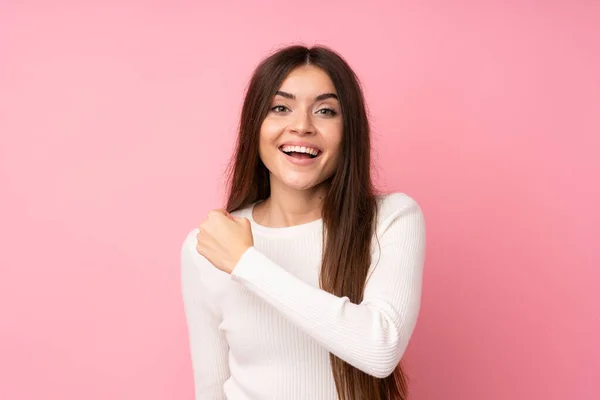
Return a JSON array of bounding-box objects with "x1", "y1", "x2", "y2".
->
[{"x1": 258, "y1": 65, "x2": 343, "y2": 192}]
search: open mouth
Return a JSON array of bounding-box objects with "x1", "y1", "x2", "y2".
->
[{"x1": 279, "y1": 146, "x2": 322, "y2": 159}]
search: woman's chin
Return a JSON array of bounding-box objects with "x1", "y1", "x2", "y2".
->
[
  {"x1": 269, "y1": 169, "x2": 333, "y2": 192},
  {"x1": 283, "y1": 181, "x2": 317, "y2": 191},
  {"x1": 275, "y1": 175, "x2": 316, "y2": 191},
  {"x1": 281, "y1": 176, "x2": 332, "y2": 192}
]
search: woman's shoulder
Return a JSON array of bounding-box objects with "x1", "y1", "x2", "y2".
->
[
  {"x1": 376, "y1": 192, "x2": 423, "y2": 216},
  {"x1": 230, "y1": 203, "x2": 254, "y2": 219},
  {"x1": 374, "y1": 192, "x2": 425, "y2": 232},
  {"x1": 180, "y1": 228, "x2": 230, "y2": 284}
]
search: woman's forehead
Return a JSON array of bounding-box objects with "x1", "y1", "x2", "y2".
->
[{"x1": 277, "y1": 65, "x2": 337, "y2": 97}]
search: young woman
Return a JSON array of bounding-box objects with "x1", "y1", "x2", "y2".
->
[{"x1": 181, "y1": 45, "x2": 426, "y2": 400}]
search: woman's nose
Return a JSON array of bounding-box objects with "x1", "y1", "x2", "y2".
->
[{"x1": 290, "y1": 110, "x2": 314, "y2": 135}]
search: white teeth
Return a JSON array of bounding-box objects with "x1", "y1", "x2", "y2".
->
[{"x1": 280, "y1": 145, "x2": 320, "y2": 156}]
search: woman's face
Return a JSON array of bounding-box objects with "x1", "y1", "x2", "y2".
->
[{"x1": 259, "y1": 65, "x2": 343, "y2": 193}]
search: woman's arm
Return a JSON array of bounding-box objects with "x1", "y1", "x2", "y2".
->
[
  {"x1": 181, "y1": 230, "x2": 230, "y2": 399},
  {"x1": 230, "y1": 196, "x2": 426, "y2": 379}
]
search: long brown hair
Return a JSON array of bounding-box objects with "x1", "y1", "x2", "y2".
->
[{"x1": 224, "y1": 45, "x2": 409, "y2": 400}]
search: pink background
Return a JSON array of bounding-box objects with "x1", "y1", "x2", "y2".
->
[{"x1": 1, "y1": 1, "x2": 598, "y2": 399}]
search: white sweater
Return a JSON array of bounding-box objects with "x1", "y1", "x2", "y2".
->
[{"x1": 181, "y1": 192, "x2": 426, "y2": 400}]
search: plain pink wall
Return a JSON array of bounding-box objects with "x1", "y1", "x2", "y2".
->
[{"x1": 1, "y1": 1, "x2": 598, "y2": 399}]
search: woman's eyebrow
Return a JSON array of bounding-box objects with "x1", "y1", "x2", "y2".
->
[
  {"x1": 315, "y1": 93, "x2": 338, "y2": 101},
  {"x1": 275, "y1": 90, "x2": 295, "y2": 99},
  {"x1": 275, "y1": 91, "x2": 339, "y2": 101}
]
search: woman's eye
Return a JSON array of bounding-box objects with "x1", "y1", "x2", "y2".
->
[
  {"x1": 271, "y1": 105, "x2": 289, "y2": 113},
  {"x1": 317, "y1": 108, "x2": 337, "y2": 116}
]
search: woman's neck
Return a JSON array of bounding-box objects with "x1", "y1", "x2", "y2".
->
[{"x1": 253, "y1": 183, "x2": 327, "y2": 228}]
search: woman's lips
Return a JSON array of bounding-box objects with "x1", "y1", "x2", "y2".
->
[{"x1": 279, "y1": 148, "x2": 321, "y2": 166}]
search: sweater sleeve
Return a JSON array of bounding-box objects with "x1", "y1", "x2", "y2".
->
[
  {"x1": 230, "y1": 196, "x2": 426, "y2": 379},
  {"x1": 181, "y1": 230, "x2": 230, "y2": 399}
]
